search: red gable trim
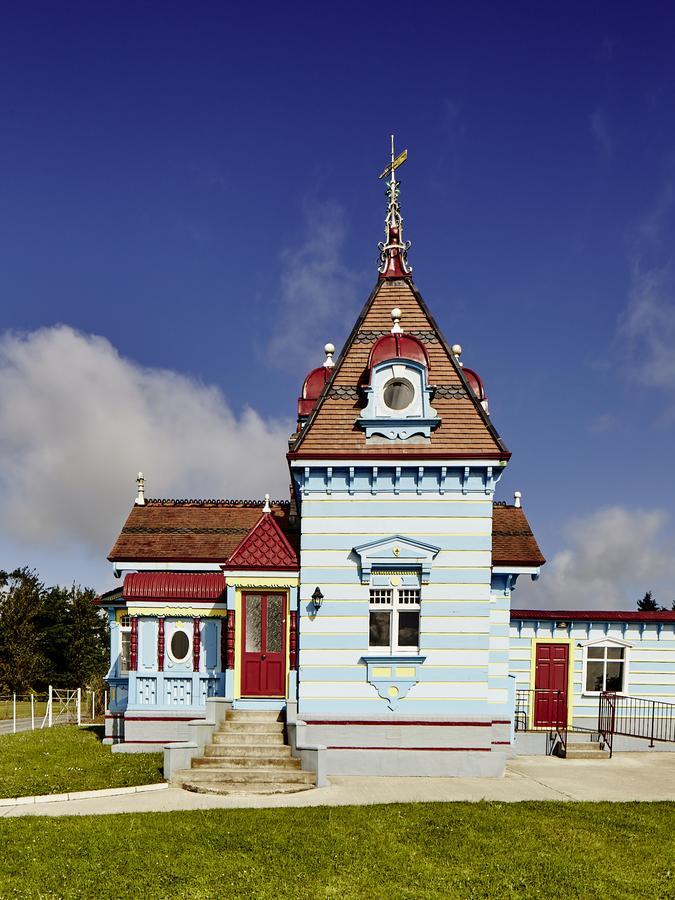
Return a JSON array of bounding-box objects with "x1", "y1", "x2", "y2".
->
[
  {"x1": 511, "y1": 608, "x2": 675, "y2": 623},
  {"x1": 123, "y1": 572, "x2": 226, "y2": 602},
  {"x1": 227, "y1": 513, "x2": 299, "y2": 570}
]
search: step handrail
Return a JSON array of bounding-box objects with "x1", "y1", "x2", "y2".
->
[{"x1": 598, "y1": 692, "x2": 675, "y2": 758}]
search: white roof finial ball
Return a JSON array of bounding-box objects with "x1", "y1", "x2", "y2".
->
[
  {"x1": 390, "y1": 308, "x2": 403, "y2": 334},
  {"x1": 323, "y1": 343, "x2": 335, "y2": 368},
  {"x1": 514, "y1": 491, "x2": 522, "y2": 508},
  {"x1": 451, "y1": 343, "x2": 462, "y2": 357}
]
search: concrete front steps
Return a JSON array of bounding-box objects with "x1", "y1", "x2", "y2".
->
[
  {"x1": 563, "y1": 735, "x2": 610, "y2": 760},
  {"x1": 174, "y1": 709, "x2": 316, "y2": 795}
]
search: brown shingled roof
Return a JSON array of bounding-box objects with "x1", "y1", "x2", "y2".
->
[
  {"x1": 108, "y1": 500, "x2": 297, "y2": 563},
  {"x1": 492, "y1": 503, "x2": 545, "y2": 567},
  {"x1": 288, "y1": 279, "x2": 509, "y2": 460}
]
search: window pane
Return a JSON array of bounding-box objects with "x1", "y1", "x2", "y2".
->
[
  {"x1": 398, "y1": 589, "x2": 420, "y2": 605},
  {"x1": 398, "y1": 611, "x2": 419, "y2": 647},
  {"x1": 383, "y1": 378, "x2": 414, "y2": 411},
  {"x1": 245, "y1": 595, "x2": 262, "y2": 652},
  {"x1": 120, "y1": 633, "x2": 131, "y2": 673},
  {"x1": 587, "y1": 647, "x2": 604, "y2": 659},
  {"x1": 605, "y1": 662, "x2": 624, "y2": 691},
  {"x1": 369, "y1": 589, "x2": 393, "y2": 605},
  {"x1": 266, "y1": 595, "x2": 283, "y2": 654},
  {"x1": 171, "y1": 630, "x2": 190, "y2": 661},
  {"x1": 586, "y1": 661, "x2": 605, "y2": 692},
  {"x1": 606, "y1": 647, "x2": 624, "y2": 660},
  {"x1": 369, "y1": 611, "x2": 391, "y2": 647}
]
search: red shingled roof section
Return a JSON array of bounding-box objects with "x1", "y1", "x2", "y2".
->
[
  {"x1": 289, "y1": 279, "x2": 509, "y2": 459},
  {"x1": 511, "y1": 609, "x2": 675, "y2": 623},
  {"x1": 492, "y1": 504, "x2": 545, "y2": 567},
  {"x1": 227, "y1": 512, "x2": 298, "y2": 570},
  {"x1": 108, "y1": 500, "x2": 298, "y2": 563},
  {"x1": 123, "y1": 572, "x2": 226, "y2": 601}
]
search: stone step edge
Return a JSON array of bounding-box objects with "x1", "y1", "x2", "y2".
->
[
  {"x1": 172, "y1": 767, "x2": 313, "y2": 779},
  {"x1": 181, "y1": 782, "x2": 315, "y2": 796},
  {"x1": 0, "y1": 782, "x2": 169, "y2": 808}
]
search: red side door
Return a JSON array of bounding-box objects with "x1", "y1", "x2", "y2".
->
[
  {"x1": 534, "y1": 643, "x2": 569, "y2": 727},
  {"x1": 241, "y1": 593, "x2": 286, "y2": 697}
]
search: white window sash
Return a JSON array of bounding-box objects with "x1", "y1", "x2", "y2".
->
[{"x1": 369, "y1": 587, "x2": 420, "y2": 654}]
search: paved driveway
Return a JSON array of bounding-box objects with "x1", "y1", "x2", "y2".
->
[{"x1": 0, "y1": 718, "x2": 34, "y2": 736}]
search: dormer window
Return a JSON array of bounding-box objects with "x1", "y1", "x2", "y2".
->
[{"x1": 358, "y1": 311, "x2": 440, "y2": 441}]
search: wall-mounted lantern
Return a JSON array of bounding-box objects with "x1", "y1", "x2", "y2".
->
[{"x1": 311, "y1": 587, "x2": 324, "y2": 611}]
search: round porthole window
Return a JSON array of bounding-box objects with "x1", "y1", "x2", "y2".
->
[
  {"x1": 170, "y1": 630, "x2": 190, "y2": 662},
  {"x1": 383, "y1": 378, "x2": 414, "y2": 411}
]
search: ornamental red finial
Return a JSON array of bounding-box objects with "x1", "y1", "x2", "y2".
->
[{"x1": 378, "y1": 135, "x2": 412, "y2": 279}]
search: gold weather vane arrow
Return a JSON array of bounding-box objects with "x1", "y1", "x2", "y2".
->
[{"x1": 379, "y1": 134, "x2": 408, "y2": 179}]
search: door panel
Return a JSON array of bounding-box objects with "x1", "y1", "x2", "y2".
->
[
  {"x1": 534, "y1": 643, "x2": 569, "y2": 727},
  {"x1": 242, "y1": 592, "x2": 286, "y2": 697}
]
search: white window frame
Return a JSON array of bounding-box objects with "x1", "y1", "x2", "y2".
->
[
  {"x1": 166, "y1": 623, "x2": 192, "y2": 665},
  {"x1": 581, "y1": 638, "x2": 631, "y2": 696},
  {"x1": 119, "y1": 615, "x2": 132, "y2": 675},
  {"x1": 368, "y1": 586, "x2": 421, "y2": 655}
]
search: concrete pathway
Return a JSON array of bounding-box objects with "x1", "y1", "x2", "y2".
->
[{"x1": 1, "y1": 753, "x2": 674, "y2": 818}]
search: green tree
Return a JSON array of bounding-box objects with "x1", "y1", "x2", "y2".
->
[
  {"x1": 637, "y1": 590, "x2": 663, "y2": 612},
  {"x1": 0, "y1": 570, "x2": 109, "y2": 693},
  {"x1": 56, "y1": 584, "x2": 109, "y2": 687},
  {"x1": 0, "y1": 568, "x2": 49, "y2": 692}
]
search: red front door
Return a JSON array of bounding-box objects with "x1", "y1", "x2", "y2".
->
[
  {"x1": 534, "y1": 643, "x2": 569, "y2": 727},
  {"x1": 242, "y1": 593, "x2": 286, "y2": 697}
]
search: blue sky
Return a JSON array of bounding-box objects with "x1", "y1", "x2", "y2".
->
[{"x1": 1, "y1": 2, "x2": 674, "y2": 608}]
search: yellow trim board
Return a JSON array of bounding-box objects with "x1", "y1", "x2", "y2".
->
[{"x1": 125, "y1": 605, "x2": 227, "y2": 617}]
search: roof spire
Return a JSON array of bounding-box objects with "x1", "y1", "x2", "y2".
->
[
  {"x1": 378, "y1": 134, "x2": 412, "y2": 280},
  {"x1": 135, "y1": 472, "x2": 145, "y2": 506}
]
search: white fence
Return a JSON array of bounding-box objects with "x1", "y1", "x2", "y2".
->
[{"x1": 0, "y1": 687, "x2": 107, "y2": 734}]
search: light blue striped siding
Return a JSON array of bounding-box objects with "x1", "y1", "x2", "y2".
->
[
  {"x1": 301, "y1": 534, "x2": 493, "y2": 552},
  {"x1": 508, "y1": 621, "x2": 675, "y2": 716},
  {"x1": 299, "y1": 666, "x2": 490, "y2": 683},
  {"x1": 301, "y1": 499, "x2": 493, "y2": 518},
  {"x1": 298, "y1": 699, "x2": 498, "y2": 715},
  {"x1": 301, "y1": 517, "x2": 492, "y2": 535},
  {"x1": 297, "y1": 482, "x2": 504, "y2": 716},
  {"x1": 300, "y1": 567, "x2": 491, "y2": 585}
]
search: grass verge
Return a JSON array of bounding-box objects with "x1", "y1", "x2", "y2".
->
[
  {"x1": 0, "y1": 802, "x2": 674, "y2": 898},
  {"x1": 0, "y1": 726, "x2": 163, "y2": 798}
]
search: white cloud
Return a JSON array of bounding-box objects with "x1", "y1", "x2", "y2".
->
[
  {"x1": 0, "y1": 326, "x2": 291, "y2": 583},
  {"x1": 267, "y1": 200, "x2": 361, "y2": 373},
  {"x1": 516, "y1": 506, "x2": 675, "y2": 610},
  {"x1": 620, "y1": 263, "x2": 675, "y2": 395}
]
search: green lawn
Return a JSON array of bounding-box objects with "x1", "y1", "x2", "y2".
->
[
  {"x1": 0, "y1": 726, "x2": 163, "y2": 798},
  {"x1": 0, "y1": 803, "x2": 673, "y2": 898}
]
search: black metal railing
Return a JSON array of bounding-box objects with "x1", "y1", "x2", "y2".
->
[
  {"x1": 598, "y1": 692, "x2": 675, "y2": 758},
  {"x1": 515, "y1": 688, "x2": 568, "y2": 755}
]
